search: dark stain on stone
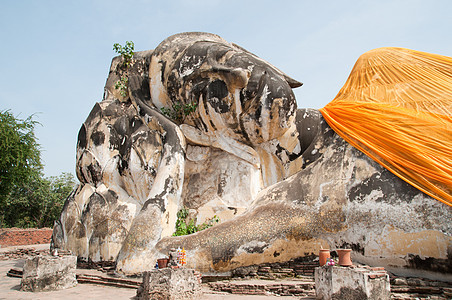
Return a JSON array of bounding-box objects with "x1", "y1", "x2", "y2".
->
[
  {"x1": 76, "y1": 222, "x2": 86, "y2": 239},
  {"x1": 227, "y1": 207, "x2": 238, "y2": 215},
  {"x1": 339, "y1": 242, "x2": 365, "y2": 255},
  {"x1": 146, "y1": 176, "x2": 177, "y2": 213},
  {"x1": 212, "y1": 244, "x2": 235, "y2": 267},
  {"x1": 142, "y1": 197, "x2": 165, "y2": 214},
  {"x1": 77, "y1": 124, "x2": 87, "y2": 149},
  {"x1": 118, "y1": 158, "x2": 128, "y2": 176},
  {"x1": 160, "y1": 60, "x2": 166, "y2": 83},
  {"x1": 133, "y1": 128, "x2": 162, "y2": 150},
  {"x1": 91, "y1": 131, "x2": 105, "y2": 146},
  {"x1": 119, "y1": 135, "x2": 131, "y2": 159},
  {"x1": 217, "y1": 176, "x2": 226, "y2": 197},
  {"x1": 332, "y1": 286, "x2": 367, "y2": 300},
  {"x1": 85, "y1": 103, "x2": 102, "y2": 125},
  {"x1": 103, "y1": 189, "x2": 118, "y2": 205},
  {"x1": 207, "y1": 80, "x2": 229, "y2": 113},
  {"x1": 65, "y1": 216, "x2": 76, "y2": 234},
  {"x1": 239, "y1": 90, "x2": 247, "y2": 107},
  {"x1": 89, "y1": 192, "x2": 107, "y2": 207},
  {"x1": 209, "y1": 119, "x2": 217, "y2": 131},
  {"x1": 166, "y1": 73, "x2": 179, "y2": 103},
  {"x1": 108, "y1": 126, "x2": 121, "y2": 150},
  {"x1": 273, "y1": 251, "x2": 280, "y2": 257},
  {"x1": 113, "y1": 116, "x2": 130, "y2": 138},
  {"x1": 348, "y1": 168, "x2": 421, "y2": 204},
  {"x1": 103, "y1": 100, "x2": 122, "y2": 117},
  {"x1": 91, "y1": 219, "x2": 109, "y2": 240},
  {"x1": 130, "y1": 116, "x2": 144, "y2": 132},
  {"x1": 238, "y1": 117, "x2": 252, "y2": 144},
  {"x1": 242, "y1": 243, "x2": 268, "y2": 254},
  {"x1": 406, "y1": 253, "x2": 452, "y2": 274},
  {"x1": 86, "y1": 160, "x2": 102, "y2": 185},
  {"x1": 254, "y1": 105, "x2": 262, "y2": 123}
]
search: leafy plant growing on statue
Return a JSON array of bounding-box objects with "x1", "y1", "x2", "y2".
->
[
  {"x1": 113, "y1": 41, "x2": 134, "y2": 68},
  {"x1": 114, "y1": 75, "x2": 129, "y2": 98},
  {"x1": 113, "y1": 41, "x2": 134, "y2": 98},
  {"x1": 160, "y1": 101, "x2": 197, "y2": 123},
  {"x1": 173, "y1": 207, "x2": 220, "y2": 236}
]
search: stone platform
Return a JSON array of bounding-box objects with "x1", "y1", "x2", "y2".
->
[
  {"x1": 21, "y1": 255, "x2": 77, "y2": 292},
  {"x1": 315, "y1": 265, "x2": 390, "y2": 300},
  {"x1": 137, "y1": 268, "x2": 202, "y2": 300}
]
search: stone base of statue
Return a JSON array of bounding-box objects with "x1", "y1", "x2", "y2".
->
[
  {"x1": 21, "y1": 255, "x2": 77, "y2": 292},
  {"x1": 136, "y1": 268, "x2": 202, "y2": 300},
  {"x1": 315, "y1": 265, "x2": 390, "y2": 300}
]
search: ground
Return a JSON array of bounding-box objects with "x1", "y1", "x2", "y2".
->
[{"x1": 0, "y1": 243, "x2": 306, "y2": 299}]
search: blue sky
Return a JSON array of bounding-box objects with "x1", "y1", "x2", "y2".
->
[{"x1": 1, "y1": 0, "x2": 451, "y2": 178}]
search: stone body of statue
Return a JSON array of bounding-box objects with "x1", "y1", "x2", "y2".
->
[{"x1": 52, "y1": 32, "x2": 451, "y2": 281}]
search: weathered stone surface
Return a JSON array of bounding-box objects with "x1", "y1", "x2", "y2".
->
[
  {"x1": 315, "y1": 266, "x2": 390, "y2": 300},
  {"x1": 53, "y1": 32, "x2": 302, "y2": 274},
  {"x1": 154, "y1": 109, "x2": 451, "y2": 281},
  {"x1": 136, "y1": 268, "x2": 202, "y2": 300},
  {"x1": 21, "y1": 255, "x2": 77, "y2": 291},
  {"x1": 53, "y1": 32, "x2": 451, "y2": 281}
]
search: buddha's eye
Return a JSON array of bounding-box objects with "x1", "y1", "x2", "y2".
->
[{"x1": 208, "y1": 80, "x2": 228, "y2": 100}]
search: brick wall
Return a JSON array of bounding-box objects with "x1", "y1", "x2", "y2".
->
[{"x1": 231, "y1": 256, "x2": 318, "y2": 279}]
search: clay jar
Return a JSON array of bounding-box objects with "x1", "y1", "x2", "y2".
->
[
  {"x1": 319, "y1": 249, "x2": 330, "y2": 266},
  {"x1": 157, "y1": 258, "x2": 169, "y2": 269},
  {"x1": 337, "y1": 249, "x2": 352, "y2": 266}
]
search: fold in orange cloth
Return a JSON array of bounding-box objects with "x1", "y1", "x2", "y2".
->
[{"x1": 320, "y1": 47, "x2": 452, "y2": 206}]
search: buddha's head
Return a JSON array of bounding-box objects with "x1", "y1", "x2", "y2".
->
[{"x1": 150, "y1": 32, "x2": 302, "y2": 145}]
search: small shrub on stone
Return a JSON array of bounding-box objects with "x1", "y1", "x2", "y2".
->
[
  {"x1": 173, "y1": 207, "x2": 219, "y2": 236},
  {"x1": 112, "y1": 41, "x2": 134, "y2": 98}
]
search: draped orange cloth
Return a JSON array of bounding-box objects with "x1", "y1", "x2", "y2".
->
[{"x1": 320, "y1": 47, "x2": 452, "y2": 206}]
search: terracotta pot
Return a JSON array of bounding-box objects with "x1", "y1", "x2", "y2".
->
[
  {"x1": 157, "y1": 258, "x2": 169, "y2": 269},
  {"x1": 337, "y1": 249, "x2": 352, "y2": 266},
  {"x1": 319, "y1": 249, "x2": 330, "y2": 266}
]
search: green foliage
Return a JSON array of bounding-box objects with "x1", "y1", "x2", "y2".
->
[
  {"x1": 197, "y1": 214, "x2": 220, "y2": 231},
  {"x1": 0, "y1": 110, "x2": 42, "y2": 207},
  {"x1": 114, "y1": 75, "x2": 129, "y2": 98},
  {"x1": 113, "y1": 41, "x2": 135, "y2": 98},
  {"x1": 113, "y1": 41, "x2": 134, "y2": 68},
  {"x1": 3, "y1": 173, "x2": 76, "y2": 228},
  {"x1": 0, "y1": 110, "x2": 76, "y2": 228},
  {"x1": 160, "y1": 101, "x2": 198, "y2": 123},
  {"x1": 173, "y1": 207, "x2": 220, "y2": 236}
]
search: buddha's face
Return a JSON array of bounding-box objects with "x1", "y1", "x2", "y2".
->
[{"x1": 150, "y1": 32, "x2": 301, "y2": 145}]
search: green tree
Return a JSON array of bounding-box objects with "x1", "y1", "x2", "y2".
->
[
  {"x1": 0, "y1": 110, "x2": 76, "y2": 228},
  {"x1": 3, "y1": 172, "x2": 76, "y2": 228},
  {"x1": 0, "y1": 110, "x2": 42, "y2": 209}
]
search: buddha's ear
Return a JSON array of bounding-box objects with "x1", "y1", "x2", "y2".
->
[
  {"x1": 208, "y1": 66, "x2": 301, "y2": 89},
  {"x1": 283, "y1": 74, "x2": 303, "y2": 88},
  {"x1": 231, "y1": 42, "x2": 302, "y2": 89}
]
